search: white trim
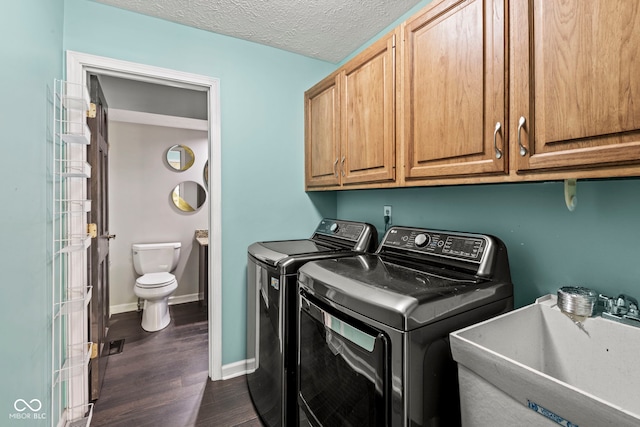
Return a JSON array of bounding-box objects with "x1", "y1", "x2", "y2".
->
[
  {"x1": 109, "y1": 108, "x2": 209, "y2": 131},
  {"x1": 245, "y1": 357, "x2": 256, "y2": 374},
  {"x1": 109, "y1": 292, "x2": 201, "y2": 315},
  {"x1": 66, "y1": 52, "x2": 223, "y2": 390},
  {"x1": 221, "y1": 359, "x2": 251, "y2": 380}
]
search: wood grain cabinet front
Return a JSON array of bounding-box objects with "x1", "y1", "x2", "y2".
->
[
  {"x1": 305, "y1": 72, "x2": 341, "y2": 189},
  {"x1": 305, "y1": 31, "x2": 397, "y2": 190},
  {"x1": 510, "y1": 0, "x2": 640, "y2": 175},
  {"x1": 402, "y1": 0, "x2": 507, "y2": 182}
]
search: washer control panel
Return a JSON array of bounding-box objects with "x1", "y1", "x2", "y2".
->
[
  {"x1": 315, "y1": 219, "x2": 365, "y2": 241},
  {"x1": 381, "y1": 227, "x2": 488, "y2": 262}
]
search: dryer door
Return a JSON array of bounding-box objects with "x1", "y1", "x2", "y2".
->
[{"x1": 298, "y1": 292, "x2": 389, "y2": 427}]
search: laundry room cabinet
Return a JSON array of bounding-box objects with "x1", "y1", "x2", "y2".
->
[
  {"x1": 304, "y1": 0, "x2": 640, "y2": 190},
  {"x1": 510, "y1": 0, "x2": 640, "y2": 174},
  {"x1": 402, "y1": 0, "x2": 507, "y2": 181},
  {"x1": 305, "y1": 30, "x2": 397, "y2": 190},
  {"x1": 304, "y1": 72, "x2": 341, "y2": 188}
]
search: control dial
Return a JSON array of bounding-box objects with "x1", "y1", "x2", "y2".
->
[
  {"x1": 329, "y1": 223, "x2": 339, "y2": 233},
  {"x1": 414, "y1": 233, "x2": 430, "y2": 248}
]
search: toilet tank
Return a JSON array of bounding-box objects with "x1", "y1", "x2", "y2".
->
[{"x1": 132, "y1": 242, "x2": 181, "y2": 274}]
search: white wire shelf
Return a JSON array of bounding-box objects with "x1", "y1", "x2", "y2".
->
[
  {"x1": 60, "y1": 123, "x2": 91, "y2": 145},
  {"x1": 52, "y1": 78, "x2": 93, "y2": 427},
  {"x1": 57, "y1": 160, "x2": 91, "y2": 178},
  {"x1": 54, "y1": 199, "x2": 92, "y2": 215},
  {"x1": 55, "y1": 80, "x2": 92, "y2": 146},
  {"x1": 54, "y1": 342, "x2": 93, "y2": 385},
  {"x1": 65, "y1": 403, "x2": 94, "y2": 427},
  {"x1": 57, "y1": 234, "x2": 91, "y2": 254},
  {"x1": 55, "y1": 80, "x2": 90, "y2": 112},
  {"x1": 54, "y1": 287, "x2": 92, "y2": 319}
]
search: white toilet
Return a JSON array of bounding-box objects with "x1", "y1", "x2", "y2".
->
[{"x1": 132, "y1": 242, "x2": 181, "y2": 332}]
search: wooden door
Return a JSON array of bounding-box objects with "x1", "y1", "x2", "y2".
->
[
  {"x1": 403, "y1": 0, "x2": 507, "y2": 180},
  {"x1": 305, "y1": 73, "x2": 341, "y2": 189},
  {"x1": 341, "y1": 31, "x2": 397, "y2": 185},
  {"x1": 511, "y1": 0, "x2": 640, "y2": 172},
  {"x1": 88, "y1": 74, "x2": 111, "y2": 401}
]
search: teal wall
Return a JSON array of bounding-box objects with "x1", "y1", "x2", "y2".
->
[
  {"x1": 63, "y1": 0, "x2": 337, "y2": 364},
  {"x1": 0, "y1": 0, "x2": 64, "y2": 425},
  {"x1": 336, "y1": 180, "x2": 640, "y2": 308}
]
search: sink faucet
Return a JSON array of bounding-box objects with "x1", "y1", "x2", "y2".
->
[{"x1": 598, "y1": 293, "x2": 640, "y2": 326}]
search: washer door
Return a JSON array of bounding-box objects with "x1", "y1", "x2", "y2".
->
[{"x1": 298, "y1": 292, "x2": 389, "y2": 427}]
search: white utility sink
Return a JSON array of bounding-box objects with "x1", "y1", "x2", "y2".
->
[{"x1": 450, "y1": 294, "x2": 640, "y2": 427}]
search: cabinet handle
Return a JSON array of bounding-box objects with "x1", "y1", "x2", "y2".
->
[
  {"x1": 517, "y1": 116, "x2": 528, "y2": 157},
  {"x1": 333, "y1": 158, "x2": 339, "y2": 177},
  {"x1": 493, "y1": 122, "x2": 502, "y2": 159},
  {"x1": 341, "y1": 156, "x2": 346, "y2": 177}
]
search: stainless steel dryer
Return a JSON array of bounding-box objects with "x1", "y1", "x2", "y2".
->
[
  {"x1": 297, "y1": 226, "x2": 514, "y2": 427},
  {"x1": 246, "y1": 219, "x2": 377, "y2": 427}
]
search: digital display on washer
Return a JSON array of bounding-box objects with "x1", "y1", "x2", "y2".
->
[
  {"x1": 442, "y1": 237, "x2": 483, "y2": 259},
  {"x1": 316, "y1": 221, "x2": 364, "y2": 240}
]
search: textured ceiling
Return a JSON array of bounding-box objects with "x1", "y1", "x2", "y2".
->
[{"x1": 93, "y1": 0, "x2": 422, "y2": 63}]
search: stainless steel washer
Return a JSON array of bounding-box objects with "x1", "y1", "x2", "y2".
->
[
  {"x1": 297, "y1": 226, "x2": 514, "y2": 427},
  {"x1": 246, "y1": 219, "x2": 377, "y2": 427}
]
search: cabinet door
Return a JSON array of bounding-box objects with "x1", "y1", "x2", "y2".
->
[
  {"x1": 341, "y1": 32, "x2": 397, "y2": 185},
  {"x1": 305, "y1": 73, "x2": 341, "y2": 189},
  {"x1": 511, "y1": 0, "x2": 640, "y2": 172},
  {"x1": 403, "y1": 0, "x2": 506, "y2": 180}
]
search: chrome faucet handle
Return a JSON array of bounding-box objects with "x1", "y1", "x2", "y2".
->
[
  {"x1": 620, "y1": 294, "x2": 640, "y2": 319},
  {"x1": 612, "y1": 295, "x2": 629, "y2": 316},
  {"x1": 598, "y1": 293, "x2": 640, "y2": 326},
  {"x1": 611, "y1": 294, "x2": 640, "y2": 317},
  {"x1": 598, "y1": 294, "x2": 614, "y2": 314}
]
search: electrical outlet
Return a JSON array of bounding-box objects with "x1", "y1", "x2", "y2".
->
[{"x1": 383, "y1": 205, "x2": 392, "y2": 217}]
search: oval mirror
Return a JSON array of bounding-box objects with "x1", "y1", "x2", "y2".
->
[
  {"x1": 166, "y1": 144, "x2": 195, "y2": 171},
  {"x1": 171, "y1": 181, "x2": 207, "y2": 212}
]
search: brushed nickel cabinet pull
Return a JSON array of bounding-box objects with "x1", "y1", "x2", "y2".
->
[
  {"x1": 493, "y1": 122, "x2": 502, "y2": 159},
  {"x1": 333, "y1": 158, "x2": 339, "y2": 177},
  {"x1": 341, "y1": 156, "x2": 346, "y2": 177},
  {"x1": 517, "y1": 116, "x2": 528, "y2": 157}
]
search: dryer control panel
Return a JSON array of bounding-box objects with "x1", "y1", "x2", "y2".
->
[{"x1": 380, "y1": 227, "x2": 490, "y2": 263}]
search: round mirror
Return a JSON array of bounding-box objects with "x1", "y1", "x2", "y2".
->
[
  {"x1": 171, "y1": 181, "x2": 207, "y2": 212},
  {"x1": 166, "y1": 145, "x2": 195, "y2": 171}
]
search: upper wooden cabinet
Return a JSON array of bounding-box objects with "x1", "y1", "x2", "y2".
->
[
  {"x1": 305, "y1": 73, "x2": 341, "y2": 188},
  {"x1": 511, "y1": 0, "x2": 640, "y2": 173},
  {"x1": 306, "y1": 0, "x2": 640, "y2": 191},
  {"x1": 402, "y1": 0, "x2": 507, "y2": 181},
  {"x1": 305, "y1": 31, "x2": 397, "y2": 190}
]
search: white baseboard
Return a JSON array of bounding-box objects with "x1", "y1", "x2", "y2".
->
[
  {"x1": 110, "y1": 292, "x2": 200, "y2": 314},
  {"x1": 221, "y1": 359, "x2": 250, "y2": 380},
  {"x1": 246, "y1": 357, "x2": 256, "y2": 374}
]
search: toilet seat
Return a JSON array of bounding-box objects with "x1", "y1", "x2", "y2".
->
[{"x1": 136, "y1": 272, "x2": 176, "y2": 288}]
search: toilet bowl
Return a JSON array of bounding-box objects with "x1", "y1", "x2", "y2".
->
[{"x1": 132, "y1": 242, "x2": 181, "y2": 332}]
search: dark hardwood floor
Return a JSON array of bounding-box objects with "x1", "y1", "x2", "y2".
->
[{"x1": 91, "y1": 302, "x2": 263, "y2": 427}]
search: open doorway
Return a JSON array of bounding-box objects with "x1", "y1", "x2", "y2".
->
[{"x1": 66, "y1": 51, "x2": 222, "y2": 412}]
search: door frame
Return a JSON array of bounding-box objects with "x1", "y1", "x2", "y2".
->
[{"x1": 66, "y1": 52, "x2": 223, "y2": 391}]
